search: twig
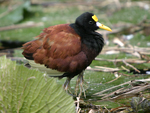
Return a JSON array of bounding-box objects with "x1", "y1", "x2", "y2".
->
[
  {"x1": 0, "y1": 8, "x2": 12, "y2": 19},
  {"x1": 105, "y1": 75, "x2": 121, "y2": 84},
  {"x1": 95, "y1": 58, "x2": 147, "y2": 64},
  {"x1": 121, "y1": 66, "x2": 130, "y2": 72},
  {"x1": 0, "y1": 5, "x2": 19, "y2": 19},
  {"x1": 118, "y1": 72, "x2": 135, "y2": 77},
  {"x1": 86, "y1": 66, "x2": 121, "y2": 72},
  {"x1": 75, "y1": 97, "x2": 81, "y2": 113},
  {"x1": 94, "y1": 78, "x2": 150, "y2": 96},
  {"x1": 110, "y1": 84, "x2": 150, "y2": 100},
  {"x1": 122, "y1": 60, "x2": 140, "y2": 73},
  {"x1": 103, "y1": 106, "x2": 110, "y2": 112},
  {"x1": 94, "y1": 81, "x2": 131, "y2": 95},
  {"x1": 102, "y1": 47, "x2": 150, "y2": 55},
  {"x1": 31, "y1": 0, "x2": 114, "y2": 7},
  {"x1": 0, "y1": 22, "x2": 43, "y2": 31},
  {"x1": 95, "y1": 66, "x2": 120, "y2": 71},
  {"x1": 105, "y1": 47, "x2": 150, "y2": 51},
  {"x1": 101, "y1": 87, "x2": 125, "y2": 99}
]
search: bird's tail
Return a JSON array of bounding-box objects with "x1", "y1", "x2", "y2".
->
[{"x1": 48, "y1": 75, "x2": 65, "y2": 79}]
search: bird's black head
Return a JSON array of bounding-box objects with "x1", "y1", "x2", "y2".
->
[
  {"x1": 75, "y1": 12, "x2": 97, "y2": 31},
  {"x1": 75, "y1": 12, "x2": 112, "y2": 32}
]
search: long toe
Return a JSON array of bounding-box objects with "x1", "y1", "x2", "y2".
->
[
  {"x1": 75, "y1": 72, "x2": 88, "y2": 97},
  {"x1": 63, "y1": 77, "x2": 73, "y2": 95}
]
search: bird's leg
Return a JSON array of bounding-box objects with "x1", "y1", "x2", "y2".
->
[
  {"x1": 75, "y1": 71, "x2": 88, "y2": 97},
  {"x1": 63, "y1": 77, "x2": 72, "y2": 94}
]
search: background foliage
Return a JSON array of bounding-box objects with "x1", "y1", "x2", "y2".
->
[{"x1": 0, "y1": 0, "x2": 150, "y2": 112}]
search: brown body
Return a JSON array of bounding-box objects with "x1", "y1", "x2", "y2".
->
[
  {"x1": 22, "y1": 24, "x2": 94, "y2": 74},
  {"x1": 22, "y1": 12, "x2": 111, "y2": 94}
]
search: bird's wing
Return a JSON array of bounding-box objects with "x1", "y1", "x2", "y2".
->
[
  {"x1": 42, "y1": 24, "x2": 81, "y2": 59},
  {"x1": 22, "y1": 24, "x2": 88, "y2": 73}
]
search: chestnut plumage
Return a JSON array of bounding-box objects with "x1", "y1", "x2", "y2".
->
[{"x1": 22, "y1": 12, "x2": 111, "y2": 94}]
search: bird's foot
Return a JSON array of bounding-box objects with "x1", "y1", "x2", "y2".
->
[
  {"x1": 63, "y1": 77, "x2": 73, "y2": 95},
  {"x1": 75, "y1": 72, "x2": 88, "y2": 97}
]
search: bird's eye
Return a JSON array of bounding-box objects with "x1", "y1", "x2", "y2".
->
[{"x1": 88, "y1": 21, "x2": 93, "y2": 24}]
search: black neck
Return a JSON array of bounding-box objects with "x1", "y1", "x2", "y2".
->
[{"x1": 70, "y1": 23, "x2": 104, "y2": 54}]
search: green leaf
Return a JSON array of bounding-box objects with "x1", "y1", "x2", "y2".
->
[
  {"x1": 0, "y1": 1, "x2": 31, "y2": 27},
  {"x1": 0, "y1": 56, "x2": 75, "y2": 113}
]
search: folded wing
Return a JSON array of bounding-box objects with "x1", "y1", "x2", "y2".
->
[{"x1": 22, "y1": 24, "x2": 88, "y2": 73}]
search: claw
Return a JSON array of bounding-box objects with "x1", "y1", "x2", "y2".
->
[
  {"x1": 63, "y1": 77, "x2": 73, "y2": 95},
  {"x1": 63, "y1": 72, "x2": 88, "y2": 97},
  {"x1": 75, "y1": 71, "x2": 88, "y2": 97},
  {"x1": 63, "y1": 77, "x2": 70, "y2": 90}
]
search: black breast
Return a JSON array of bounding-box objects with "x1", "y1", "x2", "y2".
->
[
  {"x1": 81, "y1": 33, "x2": 104, "y2": 65},
  {"x1": 70, "y1": 23, "x2": 104, "y2": 65},
  {"x1": 81, "y1": 33, "x2": 104, "y2": 53}
]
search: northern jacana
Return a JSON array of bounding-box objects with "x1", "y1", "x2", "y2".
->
[{"x1": 22, "y1": 12, "x2": 112, "y2": 96}]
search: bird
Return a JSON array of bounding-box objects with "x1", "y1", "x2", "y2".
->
[{"x1": 22, "y1": 12, "x2": 112, "y2": 96}]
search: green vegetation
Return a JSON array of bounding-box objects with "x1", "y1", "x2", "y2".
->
[
  {"x1": 0, "y1": 56, "x2": 75, "y2": 113},
  {"x1": 0, "y1": 0, "x2": 150, "y2": 112}
]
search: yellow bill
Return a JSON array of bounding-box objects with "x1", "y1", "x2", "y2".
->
[
  {"x1": 92, "y1": 14, "x2": 112, "y2": 31},
  {"x1": 97, "y1": 22, "x2": 112, "y2": 31}
]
